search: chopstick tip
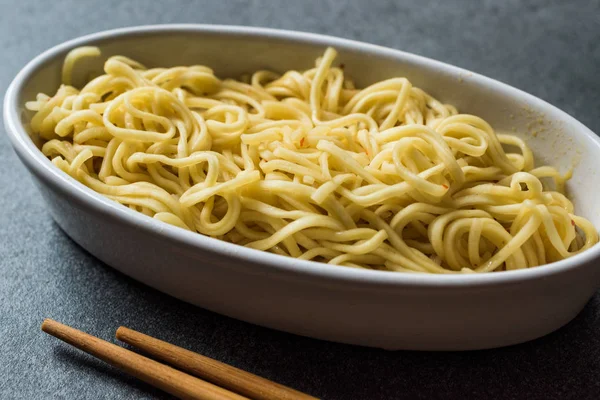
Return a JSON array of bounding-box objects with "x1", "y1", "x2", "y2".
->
[
  {"x1": 41, "y1": 318, "x2": 56, "y2": 332},
  {"x1": 115, "y1": 326, "x2": 126, "y2": 339}
]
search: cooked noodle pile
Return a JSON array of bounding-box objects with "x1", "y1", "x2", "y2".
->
[{"x1": 26, "y1": 46, "x2": 598, "y2": 273}]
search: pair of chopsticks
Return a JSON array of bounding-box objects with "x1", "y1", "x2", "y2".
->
[{"x1": 41, "y1": 319, "x2": 317, "y2": 400}]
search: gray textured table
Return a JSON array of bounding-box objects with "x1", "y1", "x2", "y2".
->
[{"x1": 1, "y1": 1, "x2": 599, "y2": 398}]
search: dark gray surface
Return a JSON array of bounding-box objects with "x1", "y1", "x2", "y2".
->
[{"x1": 1, "y1": 0, "x2": 599, "y2": 398}]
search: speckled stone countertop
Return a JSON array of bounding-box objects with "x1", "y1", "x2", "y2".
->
[{"x1": 1, "y1": 1, "x2": 599, "y2": 398}]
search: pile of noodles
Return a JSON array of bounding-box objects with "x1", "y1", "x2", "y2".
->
[{"x1": 25, "y1": 46, "x2": 598, "y2": 273}]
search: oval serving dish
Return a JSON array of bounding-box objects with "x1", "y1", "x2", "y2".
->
[{"x1": 5, "y1": 25, "x2": 600, "y2": 350}]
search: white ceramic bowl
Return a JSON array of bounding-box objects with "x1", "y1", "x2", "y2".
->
[{"x1": 5, "y1": 25, "x2": 600, "y2": 350}]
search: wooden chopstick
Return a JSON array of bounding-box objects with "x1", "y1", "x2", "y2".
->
[
  {"x1": 116, "y1": 326, "x2": 318, "y2": 400},
  {"x1": 41, "y1": 319, "x2": 249, "y2": 400}
]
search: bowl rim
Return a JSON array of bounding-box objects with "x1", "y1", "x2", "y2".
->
[{"x1": 4, "y1": 23, "x2": 600, "y2": 288}]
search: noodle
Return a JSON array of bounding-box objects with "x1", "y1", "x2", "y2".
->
[{"x1": 26, "y1": 46, "x2": 598, "y2": 273}]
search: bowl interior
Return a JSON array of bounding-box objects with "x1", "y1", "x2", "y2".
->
[{"x1": 13, "y1": 27, "x2": 600, "y2": 229}]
